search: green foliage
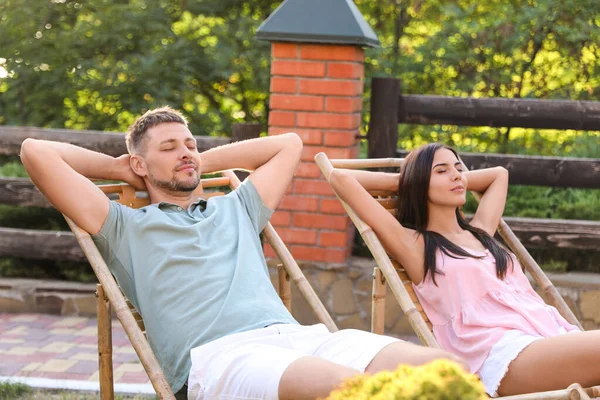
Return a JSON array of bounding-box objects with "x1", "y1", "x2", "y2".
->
[
  {"x1": 540, "y1": 259, "x2": 568, "y2": 273},
  {"x1": 326, "y1": 359, "x2": 486, "y2": 400},
  {"x1": 0, "y1": 381, "x2": 156, "y2": 399},
  {"x1": 0, "y1": 155, "x2": 28, "y2": 177},
  {"x1": 357, "y1": 0, "x2": 600, "y2": 153},
  {"x1": 0, "y1": 0, "x2": 279, "y2": 135}
]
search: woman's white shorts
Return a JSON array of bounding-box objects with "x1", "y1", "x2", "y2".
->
[{"x1": 478, "y1": 327, "x2": 571, "y2": 397}]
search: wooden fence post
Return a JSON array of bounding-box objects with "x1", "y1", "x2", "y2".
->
[
  {"x1": 231, "y1": 123, "x2": 262, "y2": 181},
  {"x1": 368, "y1": 77, "x2": 400, "y2": 159},
  {"x1": 232, "y1": 123, "x2": 262, "y2": 142}
]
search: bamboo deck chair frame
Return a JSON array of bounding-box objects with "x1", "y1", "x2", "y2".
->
[
  {"x1": 63, "y1": 170, "x2": 338, "y2": 400},
  {"x1": 315, "y1": 153, "x2": 599, "y2": 400}
]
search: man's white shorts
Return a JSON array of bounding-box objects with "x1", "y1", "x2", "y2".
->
[{"x1": 187, "y1": 323, "x2": 400, "y2": 400}]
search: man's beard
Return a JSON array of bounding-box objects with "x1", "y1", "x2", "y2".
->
[{"x1": 148, "y1": 170, "x2": 200, "y2": 193}]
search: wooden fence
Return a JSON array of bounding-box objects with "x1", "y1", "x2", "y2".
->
[{"x1": 367, "y1": 77, "x2": 600, "y2": 251}]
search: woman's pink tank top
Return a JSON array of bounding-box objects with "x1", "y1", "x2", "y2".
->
[{"x1": 412, "y1": 246, "x2": 579, "y2": 374}]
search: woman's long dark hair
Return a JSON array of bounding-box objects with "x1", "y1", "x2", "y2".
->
[{"x1": 397, "y1": 143, "x2": 513, "y2": 285}]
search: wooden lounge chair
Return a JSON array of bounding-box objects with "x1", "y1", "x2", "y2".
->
[
  {"x1": 315, "y1": 153, "x2": 600, "y2": 400},
  {"x1": 63, "y1": 170, "x2": 338, "y2": 400}
]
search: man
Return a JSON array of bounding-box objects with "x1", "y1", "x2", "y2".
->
[{"x1": 21, "y1": 107, "x2": 463, "y2": 400}]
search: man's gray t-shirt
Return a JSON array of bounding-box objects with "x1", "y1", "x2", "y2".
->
[{"x1": 92, "y1": 180, "x2": 298, "y2": 392}]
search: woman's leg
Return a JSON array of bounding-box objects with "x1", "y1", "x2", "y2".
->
[{"x1": 497, "y1": 330, "x2": 600, "y2": 396}]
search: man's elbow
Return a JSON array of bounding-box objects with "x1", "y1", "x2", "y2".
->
[
  {"x1": 20, "y1": 138, "x2": 40, "y2": 166},
  {"x1": 20, "y1": 137, "x2": 37, "y2": 155},
  {"x1": 283, "y1": 132, "x2": 303, "y2": 157},
  {"x1": 497, "y1": 166, "x2": 509, "y2": 180}
]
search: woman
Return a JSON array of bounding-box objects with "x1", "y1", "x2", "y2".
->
[{"x1": 328, "y1": 143, "x2": 599, "y2": 397}]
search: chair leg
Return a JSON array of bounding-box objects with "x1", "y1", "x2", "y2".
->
[
  {"x1": 371, "y1": 267, "x2": 386, "y2": 335},
  {"x1": 97, "y1": 284, "x2": 114, "y2": 400},
  {"x1": 278, "y1": 264, "x2": 292, "y2": 313}
]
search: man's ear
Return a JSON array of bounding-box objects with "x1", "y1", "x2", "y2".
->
[{"x1": 130, "y1": 154, "x2": 147, "y2": 177}]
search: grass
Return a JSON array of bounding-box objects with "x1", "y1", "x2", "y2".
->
[
  {"x1": 0, "y1": 381, "x2": 30, "y2": 399},
  {"x1": 0, "y1": 381, "x2": 157, "y2": 399}
]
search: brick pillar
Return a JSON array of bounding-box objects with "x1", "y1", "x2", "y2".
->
[{"x1": 265, "y1": 42, "x2": 364, "y2": 264}]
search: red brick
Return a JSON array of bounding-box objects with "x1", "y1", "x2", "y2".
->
[
  {"x1": 270, "y1": 77, "x2": 297, "y2": 93},
  {"x1": 297, "y1": 113, "x2": 361, "y2": 130},
  {"x1": 292, "y1": 212, "x2": 347, "y2": 230},
  {"x1": 296, "y1": 130, "x2": 323, "y2": 145},
  {"x1": 290, "y1": 246, "x2": 348, "y2": 263},
  {"x1": 272, "y1": 60, "x2": 326, "y2": 77},
  {"x1": 293, "y1": 179, "x2": 334, "y2": 196},
  {"x1": 263, "y1": 243, "x2": 277, "y2": 259},
  {"x1": 299, "y1": 79, "x2": 363, "y2": 96},
  {"x1": 273, "y1": 43, "x2": 298, "y2": 59},
  {"x1": 320, "y1": 198, "x2": 347, "y2": 215},
  {"x1": 327, "y1": 62, "x2": 365, "y2": 79},
  {"x1": 270, "y1": 94, "x2": 324, "y2": 112},
  {"x1": 268, "y1": 111, "x2": 296, "y2": 127},
  {"x1": 271, "y1": 210, "x2": 291, "y2": 227},
  {"x1": 301, "y1": 146, "x2": 355, "y2": 162},
  {"x1": 295, "y1": 162, "x2": 322, "y2": 178},
  {"x1": 323, "y1": 131, "x2": 357, "y2": 147},
  {"x1": 275, "y1": 227, "x2": 318, "y2": 245},
  {"x1": 268, "y1": 128, "x2": 323, "y2": 145},
  {"x1": 279, "y1": 195, "x2": 319, "y2": 211},
  {"x1": 319, "y1": 231, "x2": 350, "y2": 247},
  {"x1": 301, "y1": 45, "x2": 364, "y2": 62},
  {"x1": 325, "y1": 97, "x2": 363, "y2": 113}
]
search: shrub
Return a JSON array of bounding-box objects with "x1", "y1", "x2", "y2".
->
[{"x1": 325, "y1": 359, "x2": 486, "y2": 400}]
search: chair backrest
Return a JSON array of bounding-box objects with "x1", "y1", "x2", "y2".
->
[{"x1": 314, "y1": 154, "x2": 583, "y2": 347}]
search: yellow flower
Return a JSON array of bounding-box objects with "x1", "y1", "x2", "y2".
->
[{"x1": 324, "y1": 359, "x2": 486, "y2": 400}]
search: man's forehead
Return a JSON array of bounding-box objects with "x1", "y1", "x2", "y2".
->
[{"x1": 146, "y1": 123, "x2": 194, "y2": 144}]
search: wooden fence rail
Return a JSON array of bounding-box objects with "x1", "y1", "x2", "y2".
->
[
  {"x1": 0, "y1": 126, "x2": 231, "y2": 157},
  {"x1": 0, "y1": 228, "x2": 85, "y2": 262},
  {"x1": 1, "y1": 216, "x2": 598, "y2": 263},
  {"x1": 398, "y1": 95, "x2": 600, "y2": 131}
]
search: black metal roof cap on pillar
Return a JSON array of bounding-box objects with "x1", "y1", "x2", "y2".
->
[{"x1": 256, "y1": 0, "x2": 380, "y2": 48}]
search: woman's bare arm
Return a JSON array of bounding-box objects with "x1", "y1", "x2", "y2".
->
[
  {"x1": 464, "y1": 166, "x2": 509, "y2": 236},
  {"x1": 330, "y1": 169, "x2": 425, "y2": 283},
  {"x1": 335, "y1": 169, "x2": 400, "y2": 192}
]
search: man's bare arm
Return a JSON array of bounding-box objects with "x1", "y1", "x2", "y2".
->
[
  {"x1": 20, "y1": 139, "x2": 143, "y2": 234},
  {"x1": 200, "y1": 133, "x2": 303, "y2": 209}
]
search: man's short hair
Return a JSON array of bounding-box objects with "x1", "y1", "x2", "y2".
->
[{"x1": 126, "y1": 106, "x2": 188, "y2": 155}]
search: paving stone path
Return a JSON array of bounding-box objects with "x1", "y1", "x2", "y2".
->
[{"x1": 0, "y1": 313, "x2": 150, "y2": 386}]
